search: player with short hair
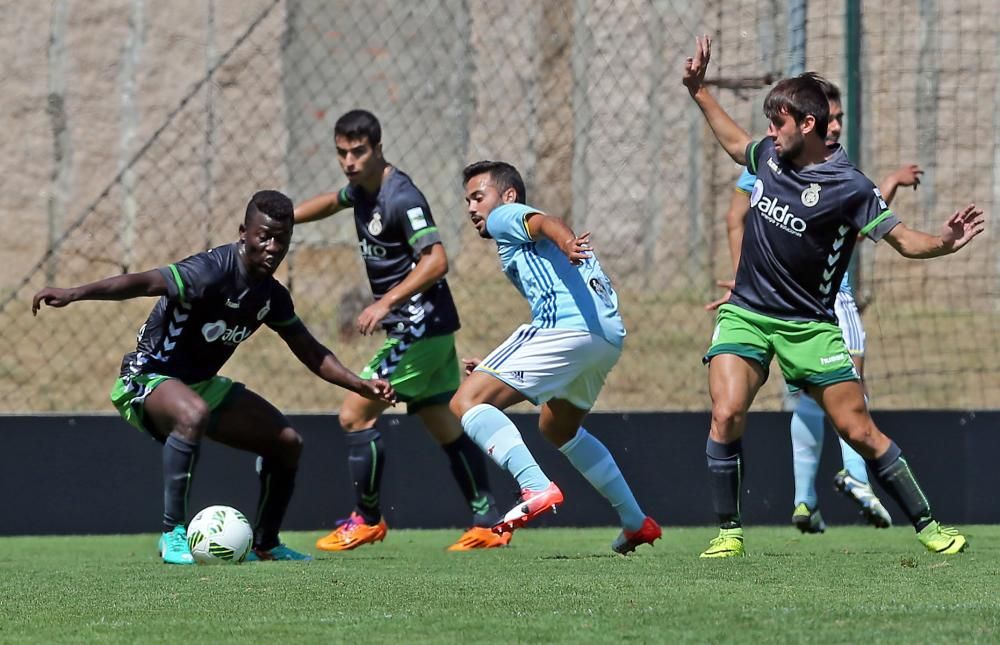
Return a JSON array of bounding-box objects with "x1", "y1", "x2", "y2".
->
[
  {"x1": 713, "y1": 78, "x2": 923, "y2": 533},
  {"x1": 451, "y1": 160, "x2": 661, "y2": 554},
  {"x1": 295, "y1": 110, "x2": 507, "y2": 551},
  {"x1": 32, "y1": 190, "x2": 395, "y2": 564},
  {"x1": 684, "y1": 36, "x2": 982, "y2": 557}
]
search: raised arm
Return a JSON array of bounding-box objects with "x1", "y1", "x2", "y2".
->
[
  {"x1": 524, "y1": 212, "x2": 592, "y2": 265},
  {"x1": 879, "y1": 164, "x2": 923, "y2": 207},
  {"x1": 682, "y1": 35, "x2": 753, "y2": 164},
  {"x1": 32, "y1": 269, "x2": 168, "y2": 315},
  {"x1": 294, "y1": 191, "x2": 347, "y2": 224},
  {"x1": 882, "y1": 203, "x2": 984, "y2": 259},
  {"x1": 356, "y1": 243, "x2": 449, "y2": 335},
  {"x1": 278, "y1": 323, "x2": 395, "y2": 404}
]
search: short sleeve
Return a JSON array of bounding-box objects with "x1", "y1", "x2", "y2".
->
[
  {"x1": 856, "y1": 183, "x2": 900, "y2": 242},
  {"x1": 264, "y1": 281, "x2": 301, "y2": 330},
  {"x1": 745, "y1": 139, "x2": 768, "y2": 175},
  {"x1": 486, "y1": 203, "x2": 538, "y2": 245},
  {"x1": 734, "y1": 167, "x2": 756, "y2": 194},
  {"x1": 391, "y1": 189, "x2": 442, "y2": 254},
  {"x1": 158, "y1": 251, "x2": 225, "y2": 306},
  {"x1": 337, "y1": 185, "x2": 355, "y2": 208}
]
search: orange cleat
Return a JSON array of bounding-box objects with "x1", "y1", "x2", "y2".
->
[
  {"x1": 315, "y1": 512, "x2": 388, "y2": 551},
  {"x1": 446, "y1": 526, "x2": 513, "y2": 551},
  {"x1": 492, "y1": 482, "x2": 564, "y2": 534},
  {"x1": 611, "y1": 516, "x2": 662, "y2": 554}
]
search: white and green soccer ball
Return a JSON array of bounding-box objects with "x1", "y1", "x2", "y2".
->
[{"x1": 186, "y1": 505, "x2": 253, "y2": 564}]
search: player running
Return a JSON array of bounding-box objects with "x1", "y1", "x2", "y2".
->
[
  {"x1": 684, "y1": 36, "x2": 982, "y2": 557},
  {"x1": 295, "y1": 110, "x2": 507, "y2": 551},
  {"x1": 32, "y1": 190, "x2": 395, "y2": 564},
  {"x1": 450, "y1": 160, "x2": 661, "y2": 554}
]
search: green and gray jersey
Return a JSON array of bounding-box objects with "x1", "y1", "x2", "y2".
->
[
  {"x1": 339, "y1": 167, "x2": 460, "y2": 340},
  {"x1": 730, "y1": 138, "x2": 899, "y2": 323},
  {"x1": 120, "y1": 243, "x2": 301, "y2": 383}
]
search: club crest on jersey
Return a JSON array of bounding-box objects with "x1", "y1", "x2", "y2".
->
[
  {"x1": 367, "y1": 212, "x2": 383, "y2": 236},
  {"x1": 257, "y1": 298, "x2": 271, "y2": 321},
  {"x1": 801, "y1": 183, "x2": 821, "y2": 207}
]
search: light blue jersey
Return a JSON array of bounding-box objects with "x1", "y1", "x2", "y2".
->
[
  {"x1": 486, "y1": 203, "x2": 626, "y2": 347},
  {"x1": 735, "y1": 168, "x2": 852, "y2": 294}
]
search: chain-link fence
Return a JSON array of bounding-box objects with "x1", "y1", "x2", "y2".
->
[{"x1": 2, "y1": 0, "x2": 999, "y2": 412}]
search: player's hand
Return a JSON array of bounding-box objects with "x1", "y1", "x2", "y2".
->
[
  {"x1": 32, "y1": 287, "x2": 75, "y2": 315},
  {"x1": 560, "y1": 231, "x2": 592, "y2": 265},
  {"x1": 704, "y1": 279, "x2": 734, "y2": 311},
  {"x1": 357, "y1": 378, "x2": 396, "y2": 405},
  {"x1": 682, "y1": 35, "x2": 712, "y2": 96},
  {"x1": 461, "y1": 357, "x2": 482, "y2": 376},
  {"x1": 356, "y1": 301, "x2": 392, "y2": 336},
  {"x1": 890, "y1": 164, "x2": 923, "y2": 189},
  {"x1": 940, "y1": 203, "x2": 985, "y2": 253}
]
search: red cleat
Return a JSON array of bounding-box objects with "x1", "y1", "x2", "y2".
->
[
  {"x1": 612, "y1": 516, "x2": 662, "y2": 554},
  {"x1": 492, "y1": 482, "x2": 564, "y2": 534}
]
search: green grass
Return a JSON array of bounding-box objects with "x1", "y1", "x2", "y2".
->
[{"x1": 1, "y1": 526, "x2": 998, "y2": 643}]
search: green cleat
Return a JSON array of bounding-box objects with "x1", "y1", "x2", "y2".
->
[
  {"x1": 700, "y1": 527, "x2": 745, "y2": 558},
  {"x1": 158, "y1": 525, "x2": 195, "y2": 565},
  {"x1": 792, "y1": 502, "x2": 826, "y2": 534},
  {"x1": 917, "y1": 521, "x2": 968, "y2": 555},
  {"x1": 245, "y1": 543, "x2": 313, "y2": 562}
]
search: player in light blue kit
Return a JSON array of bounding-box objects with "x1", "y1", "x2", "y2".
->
[
  {"x1": 450, "y1": 160, "x2": 661, "y2": 554},
  {"x1": 719, "y1": 78, "x2": 922, "y2": 533}
]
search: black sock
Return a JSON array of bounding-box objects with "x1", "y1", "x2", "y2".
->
[
  {"x1": 867, "y1": 442, "x2": 933, "y2": 531},
  {"x1": 443, "y1": 433, "x2": 501, "y2": 527},
  {"x1": 162, "y1": 434, "x2": 200, "y2": 533},
  {"x1": 345, "y1": 427, "x2": 384, "y2": 525},
  {"x1": 706, "y1": 437, "x2": 743, "y2": 529},
  {"x1": 253, "y1": 457, "x2": 297, "y2": 551}
]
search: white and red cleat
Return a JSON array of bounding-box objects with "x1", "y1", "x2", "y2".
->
[
  {"x1": 492, "y1": 482, "x2": 564, "y2": 534},
  {"x1": 612, "y1": 516, "x2": 662, "y2": 554}
]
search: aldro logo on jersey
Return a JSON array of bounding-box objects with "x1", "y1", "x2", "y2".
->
[
  {"x1": 201, "y1": 320, "x2": 252, "y2": 345},
  {"x1": 750, "y1": 179, "x2": 807, "y2": 236}
]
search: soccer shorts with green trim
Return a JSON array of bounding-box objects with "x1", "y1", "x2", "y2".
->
[
  {"x1": 110, "y1": 373, "x2": 241, "y2": 437},
  {"x1": 704, "y1": 304, "x2": 859, "y2": 392},
  {"x1": 359, "y1": 333, "x2": 460, "y2": 414}
]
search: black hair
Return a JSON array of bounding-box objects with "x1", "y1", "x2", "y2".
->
[
  {"x1": 334, "y1": 109, "x2": 382, "y2": 146},
  {"x1": 763, "y1": 72, "x2": 830, "y2": 139},
  {"x1": 245, "y1": 190, "x2": 293, "y2": 225},
  {"x1": 461, "y1": 160, "x2": 527, "y2": 204},
  {"x1": 811, "y1": 73, "x2": 842, "y2": 105}
]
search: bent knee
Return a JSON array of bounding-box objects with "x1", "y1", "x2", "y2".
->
[
  {"x1": 276, "y1": 427, "x2": 304, "y2": 463},
  {"x1": 449, "y1": 391, "x2": 476, "y2": 421}
]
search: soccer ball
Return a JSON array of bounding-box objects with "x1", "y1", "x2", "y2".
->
[{"x1": 186, "y1": 505, "x2": 253, "y2": 564}]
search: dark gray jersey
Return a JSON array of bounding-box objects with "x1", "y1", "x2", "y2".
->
[
  {"x1": 120, "y1": 243, "x2": 301, "y2": 383},
  {"x1": 730, "y1": 139, "x2": 899, "y2": 322},
  {"x1": 340, "y1": 167, "x2": 460, "y2": 340}
]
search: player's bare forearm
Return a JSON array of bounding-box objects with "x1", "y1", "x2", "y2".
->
[
  {"x1": 294, "y1": 192, "x2": 344, "y2": 224},
  {"x1": 883, "y1": 205, "x2": 984, "y2": 258},
  {"x1": 691, "y1": 88, "x2": 752, "y2": 164},
  {"x1": 33, "y1": 270, "x2": 168, "y2": 314},
  {"x1": 282, "y1": 325, "x2": 367, "y2": 391},
  {"x1": 725, "y1": 190, "x2": 750, "y2": 274},
  {"x1": 379, "y1": 243, "x2": 449, "y2": 310}
]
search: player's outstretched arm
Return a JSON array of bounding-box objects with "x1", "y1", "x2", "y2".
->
[
  {"x1": 31, "y1": 269, "x2": 168, "y2": 316},
  {"x1": 879, "y1": 164, "x2": 923, "y2": 207},
  {"x1": 882, "y1": 203, "x2": 985, "y2": 259},
  {"x1": 294, "y1": 191, "x2": 347, "y2": 224},
  {"x1": 356, "y1": 243, "x2": 449, "y2": 336},
  {"x1": 524, "y1": 212, "x2": 592, "y2": 265},
  {"x1": 682, "y1": 35, "x2": 752, "y2": 164},
  {"x1": 278, "y1": 323, "x2": 396, "y2": 404}
]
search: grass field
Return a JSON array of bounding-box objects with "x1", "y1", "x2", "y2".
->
[{"x1": 2, "y1": 526, "x2": 998, "y2": 643}]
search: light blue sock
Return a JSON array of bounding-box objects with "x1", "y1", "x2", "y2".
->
[
  {"x1": 461, "y1": 404, "x2": 550, "y2": 492},
  {"x1": 790, "y1": 394, "x2": 825, "y2": 508},
  {"x1": 838, "y1": 439, "x2": 870, "y2": 485},
  {"x1": 559, "y1": 427, "x2": 645, "y2": 532}
]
